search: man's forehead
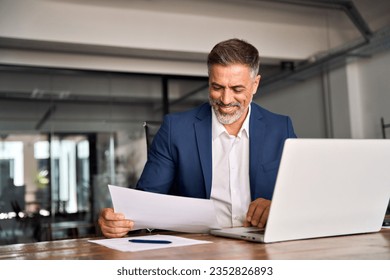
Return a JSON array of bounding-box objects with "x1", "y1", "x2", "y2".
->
[
  {"x1": 209, "y1": 64, "x2": 252, "y2": 85},
  {"x1": 209, "y1": 63, "x2": 251, "y2": 74}
]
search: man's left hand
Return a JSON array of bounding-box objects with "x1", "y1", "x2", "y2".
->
[{"x1": 244, "y1": 198, "x2": 271, "y2": 228}]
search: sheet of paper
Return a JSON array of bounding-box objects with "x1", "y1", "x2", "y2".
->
[
  {"x1": 108, "y1": 185, "x2": 221, "y2": 233},
  {"x1": 89, "y1": 234, "x2": 211, "y2": 252}
]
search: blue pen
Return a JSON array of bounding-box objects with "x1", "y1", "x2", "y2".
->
[{"x1": 129, "y1": 239, "x2": 172, "y2": 244}]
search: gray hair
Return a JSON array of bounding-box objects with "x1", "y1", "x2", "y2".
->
[{"x1": 207, "y1": 38, "x2": 260, "y2": 78}]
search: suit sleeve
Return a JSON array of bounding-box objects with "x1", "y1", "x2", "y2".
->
[
  {"x1": 136, "y1": 115, "x2": 176, "y2": 194},
  {"x1": 287, "y1": 116, "x2": 297, "y2": 139}
]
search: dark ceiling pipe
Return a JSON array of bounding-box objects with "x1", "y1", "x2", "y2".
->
[
  {"x1": 255, "y1": 0, "x2": 375, "y2": 90},
  {"x1": 35, "y1": 105, "x2": 56, "y2": 130},
  {"x1": 257, "y1": 0, "x2": 372, "y2": 40}
]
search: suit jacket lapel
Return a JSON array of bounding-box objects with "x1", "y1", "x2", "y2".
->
[
  {"x1": 194, "y1": 103, "x2": 264, "y2": 200},
  {"x1": 249, "y1": 103, "x2": 265, "y2": 200},
  {"x1": 194, "y1": 104, "x2": 213, "y2": 198}
]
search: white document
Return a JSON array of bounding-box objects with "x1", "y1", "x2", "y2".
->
[
  {"x1": 89, "y1": 234, "x2": 212, "y2": 252},
  {"x1": 108, "y1": 185, "x2": 221, "y2": 233}
]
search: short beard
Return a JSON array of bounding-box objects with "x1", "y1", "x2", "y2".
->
[{"x1": 209, "y1": 97, "x2": 245, "y2": 125}]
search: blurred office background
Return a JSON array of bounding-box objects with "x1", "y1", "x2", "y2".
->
[{"x1": 0, "y1": 0, "x2": 389, "y2": 244}]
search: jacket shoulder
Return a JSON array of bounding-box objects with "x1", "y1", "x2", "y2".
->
[{"x1": 251, "y1": 102, "x2": 291, "y2": 120}]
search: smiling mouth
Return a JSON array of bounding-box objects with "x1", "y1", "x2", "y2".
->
[
  {"x1": 210, "y1": 99, "x2": 245, "y2": 125},
  {"x1": 218, "y1": 105, "x2": 238, "y2": 114},
  {"x1": 209, "y1": 98, "x2": 242, "y2": 115}
]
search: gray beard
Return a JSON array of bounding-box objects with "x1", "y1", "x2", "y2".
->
[{"x1": 209, "y1": 98, "x2": 245, "y2": 125}]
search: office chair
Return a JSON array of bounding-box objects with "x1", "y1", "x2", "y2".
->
[
  {"x1": 143, "y1": 121, "x2": 161, "y2": 151},
  {"x1": 142, "y1": 121, "x2": 181, "y2": 197}
]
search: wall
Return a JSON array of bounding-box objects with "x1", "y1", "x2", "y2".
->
[
  {"x1": 0, "y1": 69, "x2": 209, "y2": 133},
  {"x1": 328, "y1": 66, "x2": 352, "y2": 138},
  {"x1": 255, "y1": 76, "x2": 327, "y2": 138},
  {"x1": 256, "y1": 49, "x2": 390, "y2": 139},
  {"x1": 349, "y1": 50, "x2": 390, "y2": 138}
]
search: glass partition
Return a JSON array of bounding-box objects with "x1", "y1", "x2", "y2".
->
[{"x1": 0, "y1": 65, "x2": 208, "y2": 244}]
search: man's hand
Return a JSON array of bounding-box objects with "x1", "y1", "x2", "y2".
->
[
  {"x1": 244, "y1": 198, "x2": 271, "y2": 228},
  {"x1": 98, "y1": 208, "x2": 134, "y2": 238}
]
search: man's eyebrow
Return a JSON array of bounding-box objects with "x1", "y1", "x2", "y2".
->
[
  {"x1": 210, "y1": 82, "x2": 224, "y2": 87},
  {"x1": 210, "y1": 82, "x2": 246, "y2": 88}
]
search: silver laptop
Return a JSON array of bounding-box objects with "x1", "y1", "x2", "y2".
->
[{"x1": 210, "y1": 138, "x2": 390, "y2": 243}]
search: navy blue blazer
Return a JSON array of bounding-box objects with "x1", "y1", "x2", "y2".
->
[{"x1": 136, "y1": 102, "x2": 296, "y2": 201}]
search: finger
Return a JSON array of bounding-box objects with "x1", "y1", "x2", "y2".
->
[
  {"x1": 100, "y1": 218, "x2": 134, "y2": 229},
  {"x1": 247, "y1": 199, "x2": 266, "y2": 223},
  {"x1": 98, "y1": 210, "x2": 133, "y2": 225},
  {"x1": 99, "y1": 218, "x2": 134, "y2": 238},
  {"x1": 101, "y1": 226, "x2": 130, "y2": 238},
  {"x1": 250, "y1": 205, "x2": 267, "y2": 227},
  {"x1": 243, "y1": 220, "x2": 251, "y2": 227},
  {"x1": 246, "y1": 201, "x2": 258, "y2": 223},
  {"x1": 251, "y1": 206, "x2": 269, "y2": 228},
  {"x1": 249, "y1": 199, "x2": 270, "y2": 227},
  {"x1": 101, "y1": 208, "x2": 125, "y2": 221},
  {"x1": 259, "y1": 205, "x2": 270, "y2": 228},
  {"x1": 101, "y1": 225, "x2": 131, "y2": 237}
]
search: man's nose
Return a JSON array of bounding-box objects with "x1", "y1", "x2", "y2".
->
[{"x1": 220, "y1": 90, "x2": 234, "y2": 105}]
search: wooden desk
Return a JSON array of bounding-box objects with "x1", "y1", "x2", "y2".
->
[
  {"x1": 1, "y1": 229, "x2": 390, "y2": 260},
  {"x1": 43, "y1": 221, "x2": 95, "y2": 241}
]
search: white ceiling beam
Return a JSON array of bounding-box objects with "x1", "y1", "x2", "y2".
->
[{"x1": 0, "y1": 0, "x2": 361, "y2": 74}]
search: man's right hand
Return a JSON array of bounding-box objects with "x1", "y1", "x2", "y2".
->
[{"x1": 98, "y1": 208, "x2": 134, "y2": 238}]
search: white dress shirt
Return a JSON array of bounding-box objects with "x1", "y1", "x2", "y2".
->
[{"x1": 210, "y1": 106, "x2": 251, "y2": 228}]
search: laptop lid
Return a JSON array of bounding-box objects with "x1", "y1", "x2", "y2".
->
[
  {"x1": 263, "y1": 138, "x2": 390, "y2": 243},
  {"x1": 211, "y1": 139, "x2": 390, "y2": 243}
]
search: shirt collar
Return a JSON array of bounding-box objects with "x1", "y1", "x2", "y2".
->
[{"x1": 211, "y1": 104, "x2": 251, "y2": 140}]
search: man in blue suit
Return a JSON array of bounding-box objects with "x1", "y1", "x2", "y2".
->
[{"x1": 99, "y1": 38, "x2": 296, "y2": 238}]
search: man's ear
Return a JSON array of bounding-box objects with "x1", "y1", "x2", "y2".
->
[{"x1": 253, "y1": 75, "x2": 261, "y2": 95}]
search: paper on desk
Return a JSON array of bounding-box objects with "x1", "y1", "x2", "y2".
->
[
  {"x1": 108, "y1": 185, "x2": 221, "y2": 233},
  {"x1": 89, "y1": 234, "x2": 211, "y2": 252}
]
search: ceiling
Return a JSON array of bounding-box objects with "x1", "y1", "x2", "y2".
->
[{"x1": 1, "y1": 0, "x2": 389, "y2": 69}]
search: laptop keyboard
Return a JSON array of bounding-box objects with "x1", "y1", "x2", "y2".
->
[{"x1": 247, "y1": 229, "x2": 265, "y2": 234}]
